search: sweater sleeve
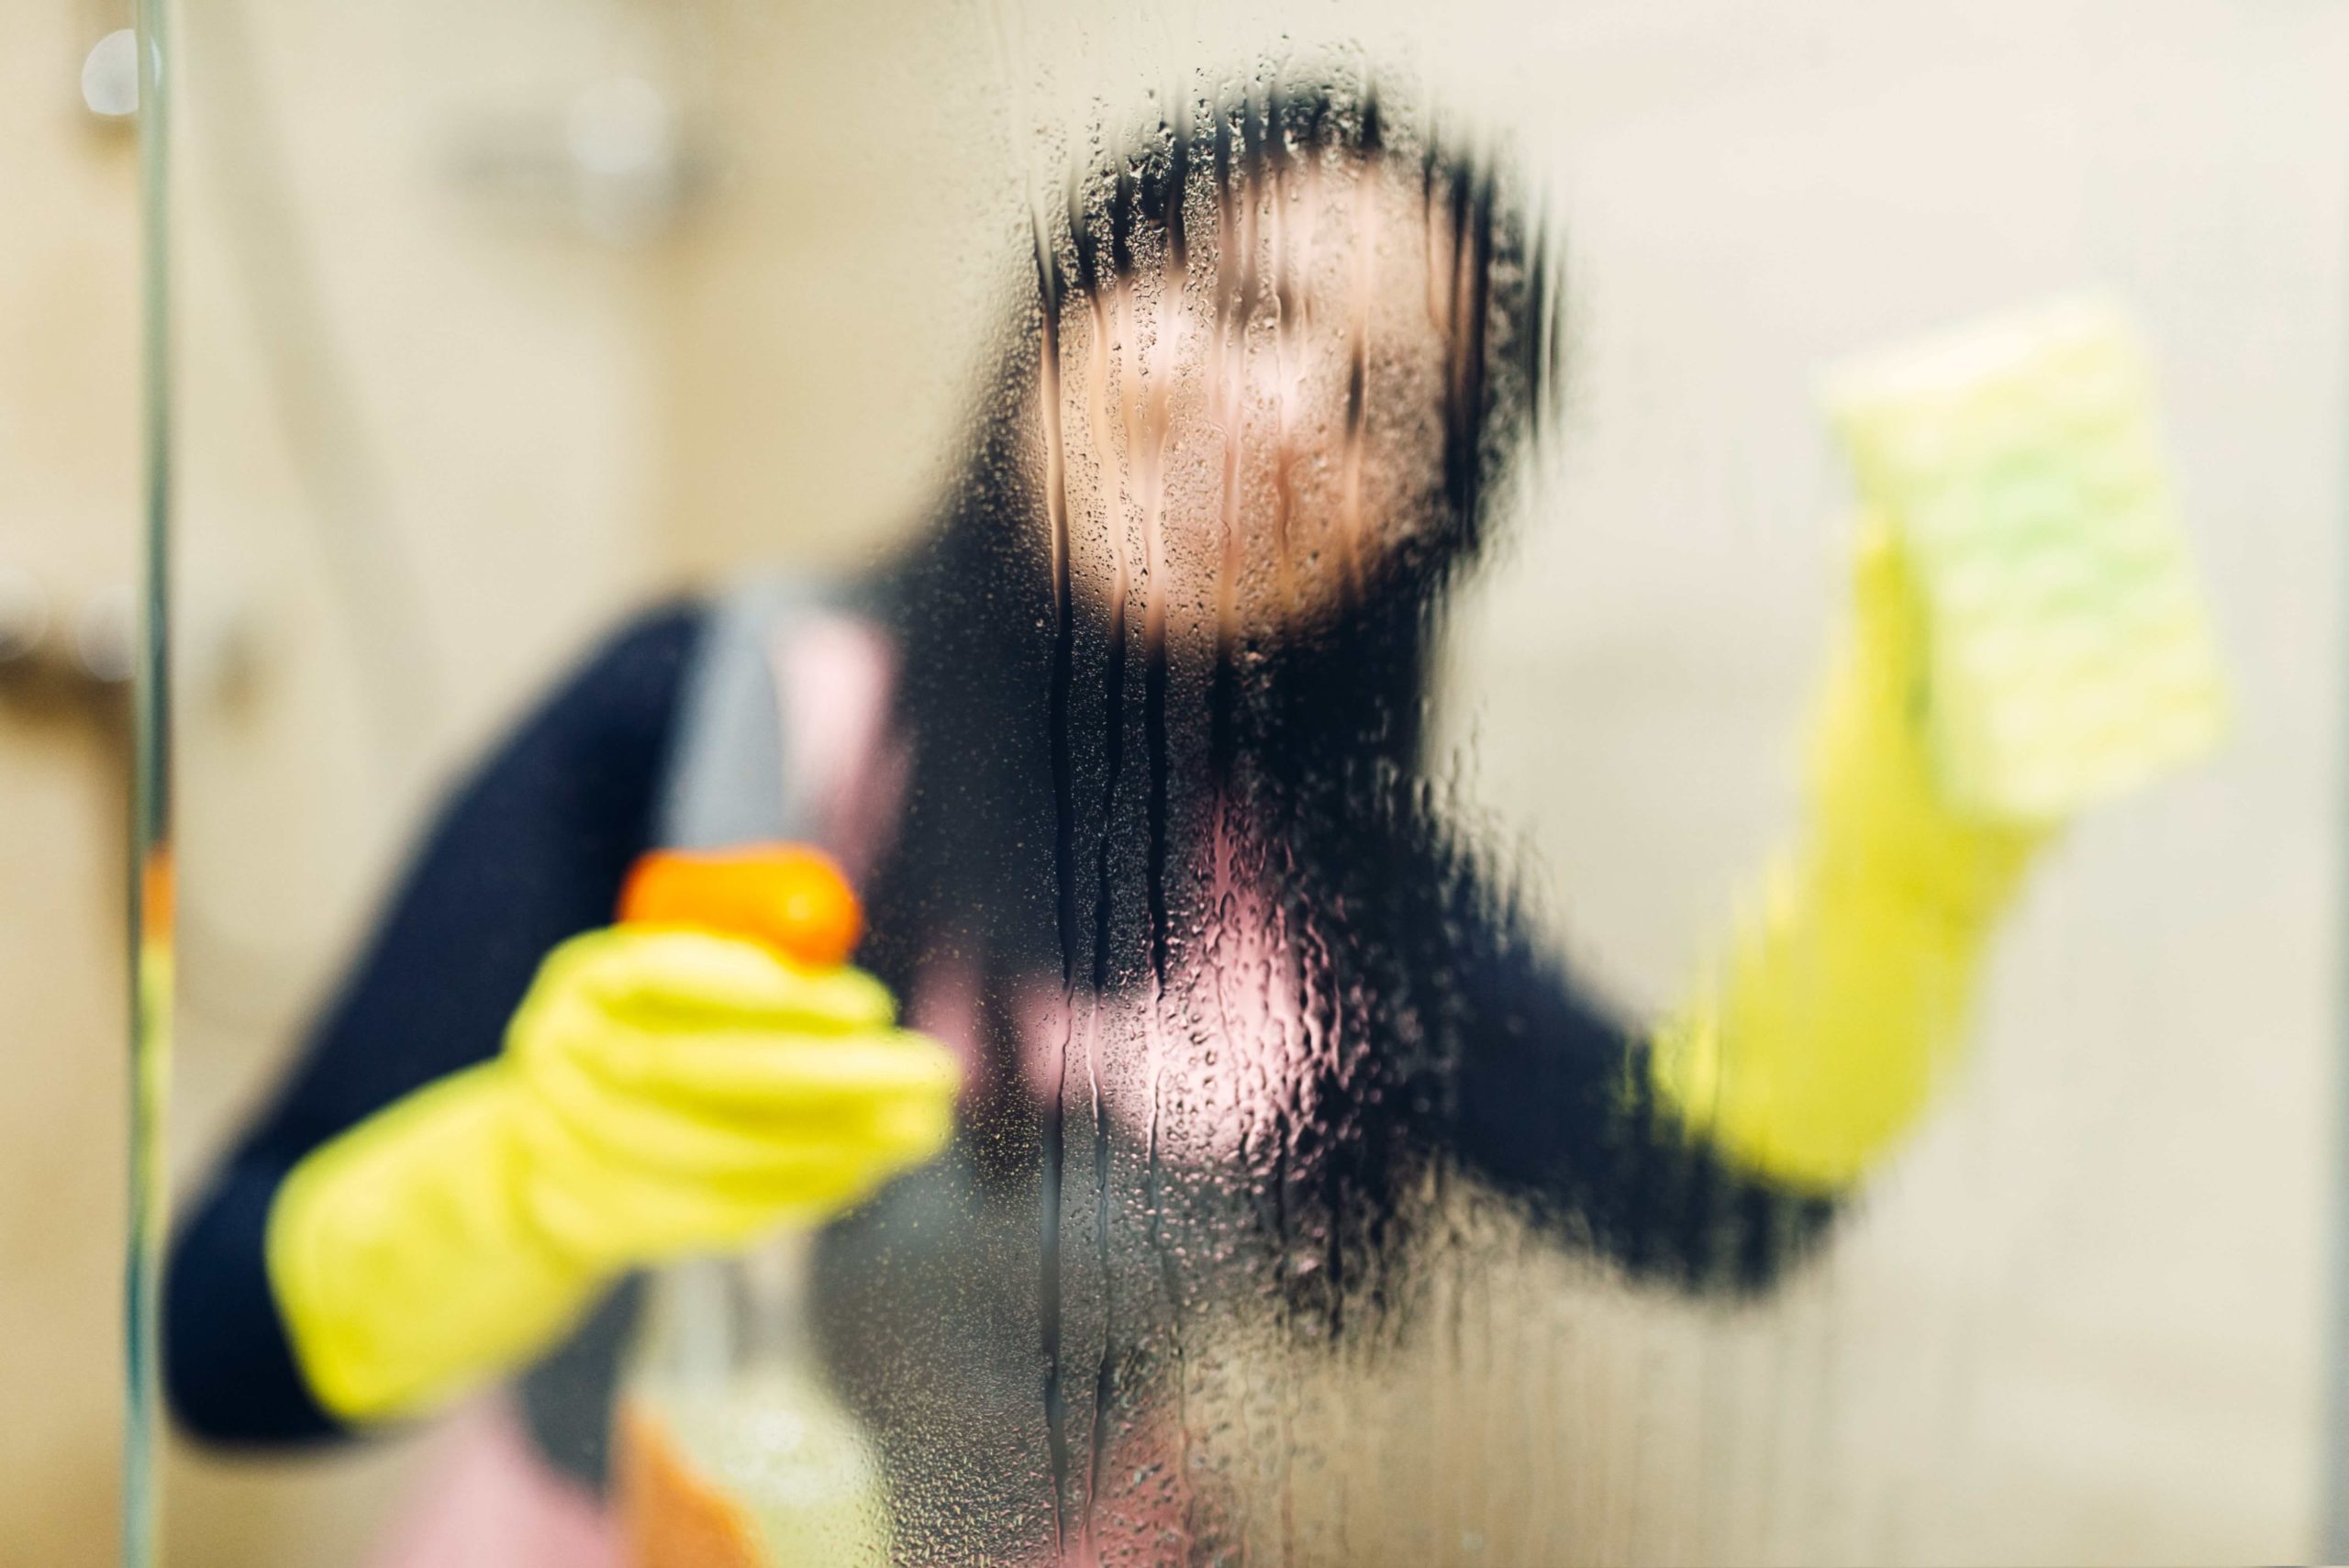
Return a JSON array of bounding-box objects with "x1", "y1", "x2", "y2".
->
[
  {"x1": 1445, "y1": 897, "x2": 1837, "y2": 1296},
  {"x1": 164, "y1": 604, "x2": 702, "y2": 1446}
]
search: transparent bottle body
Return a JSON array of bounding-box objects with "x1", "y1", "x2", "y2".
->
[{"x1": 617, "y1": 1232, "x2": 890, "y2": 1568}]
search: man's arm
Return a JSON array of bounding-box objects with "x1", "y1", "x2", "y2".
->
[
  {"x1": 1648, "y1": 528, "x2": 2043, "y2": 1194},
  {"x1": 1451, "y1": 531, "x2": 2043, "y2": 1286}
]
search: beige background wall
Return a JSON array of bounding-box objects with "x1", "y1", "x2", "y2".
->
[
  {"x1": 161, "y1": 1, "x2": 664, "y2": 1561},
  {"x1": 0, "y1": 4, "x2": 139, "y2": 1561},
  {"x1": 2, "y1": 1, "x2": 2343, "y2": 1563}
]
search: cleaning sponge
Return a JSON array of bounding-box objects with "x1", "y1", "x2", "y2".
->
[{"x1": 1823, "y1": 298, "x2": 2227, "y2": 821}]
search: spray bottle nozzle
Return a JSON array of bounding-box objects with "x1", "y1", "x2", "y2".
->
[{"x1": 617, "y1": 843, "x2": 863, "y2": 969}]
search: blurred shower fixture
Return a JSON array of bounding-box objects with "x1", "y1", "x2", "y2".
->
[
  {"x1": 0, "y1": 572, "x2": 131, "y2": 722},
  {"x1": 71, "y1": 0, "x2": 136, "y2": 130},
  {"x1": 80, "y1": 27, "x2": 138, "y2": 119},
  {"x1": 444, "y1": 73, "x2": 713, "y2": 243},
  {"x1": 568, "y1": 76, "x2": 674, "y2": 182},
  {"x1": 0, "y1": 567, "x2": 255, "y2": 717},
  {"x1": 0, "y1": 564, "x2": 50, "y2": 670},
  {"x1": 72, "y1": 583, "x2": 136, "y2": 686}
]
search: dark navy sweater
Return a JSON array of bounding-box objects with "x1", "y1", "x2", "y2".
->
[{"x1": 165, "y1": 603, "x2": 1824, "y2": 1450}]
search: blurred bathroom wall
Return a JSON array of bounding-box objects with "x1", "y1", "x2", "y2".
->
[
  {"x1": 0, "y1": 6, "x2": 139, "y2": 1562},
  {"x1": 68, "y1": 0, "x2": 2349, "y2": 1564},
  {"x1": 161, "y1": 1, "x2": 669, "y2": 1562}
]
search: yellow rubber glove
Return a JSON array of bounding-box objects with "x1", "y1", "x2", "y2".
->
[
  {"x1": 1649, "y1": 524, "x2": 2048, "y2": 1192},
  {"x1": 266, "y1": 928, "x2": 960, "y2": 1424}
]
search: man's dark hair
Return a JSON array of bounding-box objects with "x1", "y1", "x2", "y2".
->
[{"x1": 1032, "y1": 75, "x2": 1563, "y2": 548}]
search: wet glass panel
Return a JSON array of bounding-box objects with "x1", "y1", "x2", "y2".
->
[{"x1": 155, "y1": 4, "x2": 2348, "y2": 1565}]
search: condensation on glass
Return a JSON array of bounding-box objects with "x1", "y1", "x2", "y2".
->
[{"x1": 159, "y1": 4, "x2": 2346, "y2": 1566}]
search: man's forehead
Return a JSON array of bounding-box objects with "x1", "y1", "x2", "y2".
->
[{"x1": 1072, "y1": 173, "x2": 1455, "y2": 337}]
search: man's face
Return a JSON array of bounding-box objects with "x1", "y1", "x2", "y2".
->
[{"x1": 1039, "y1": 149, "x2": 1487, "y2": 651}]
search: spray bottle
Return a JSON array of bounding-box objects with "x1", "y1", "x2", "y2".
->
[{"x1": 610, "y1": 844, "x2": 895, "y2": 1568}]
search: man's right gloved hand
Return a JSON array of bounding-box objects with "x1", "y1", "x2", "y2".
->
[{"x1": 265, "y1": 928, "x2": 960, "y2": 1425}]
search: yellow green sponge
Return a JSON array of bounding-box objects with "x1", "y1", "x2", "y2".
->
[{"x1": 1823, "y1": 298, "x2": 2228, "y2": 821}]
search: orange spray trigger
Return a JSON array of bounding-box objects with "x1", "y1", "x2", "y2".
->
[{"x1": 617, "y1": 844, "x2": 864, "y2": 970}]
